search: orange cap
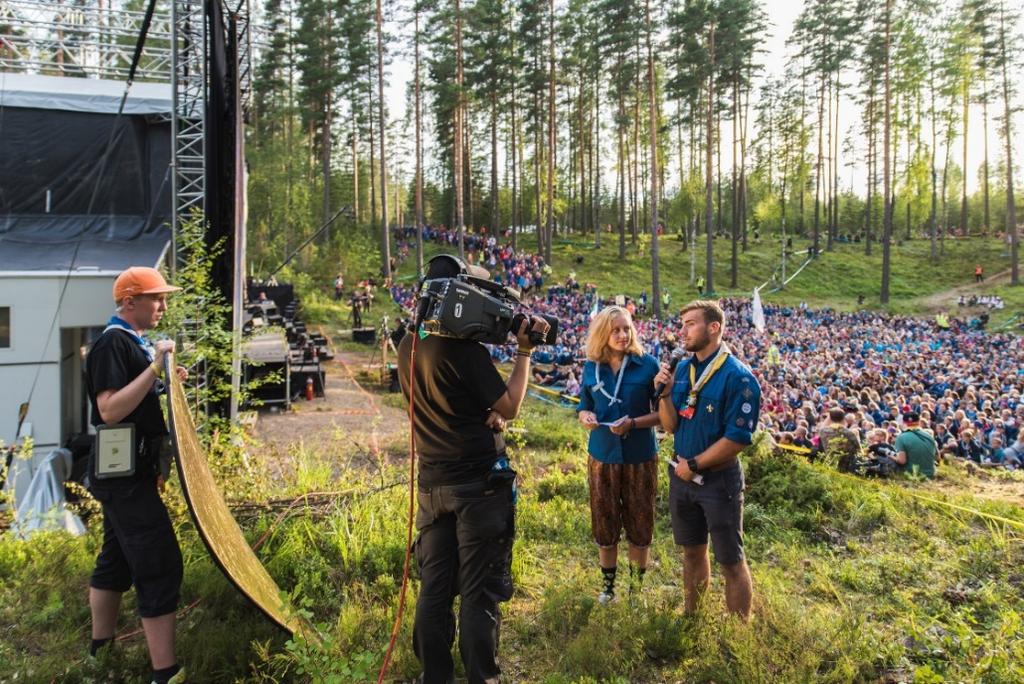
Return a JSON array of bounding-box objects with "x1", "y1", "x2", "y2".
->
[{"x1": 113, "y1": 267, "x2": 181, "y2": 302}]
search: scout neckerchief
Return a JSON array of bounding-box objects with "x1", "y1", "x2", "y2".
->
[
  {"x1": 679, "y1": 343, "x2": 730, "y2": 419},
  {"x1": 104, "y1": 315, "x2": 155, "y2": 362},
  {"x1": 594, "y1": 355, "x2": 630, "y2": 406}
]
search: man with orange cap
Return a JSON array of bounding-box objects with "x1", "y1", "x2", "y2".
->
[{"x1": 85, "y1": 266, "x2": 188, "y2": 684}]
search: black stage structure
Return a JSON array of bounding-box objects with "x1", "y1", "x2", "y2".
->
[{"x1": 0, "y1": 0, "x2": 323, "y2": 642}]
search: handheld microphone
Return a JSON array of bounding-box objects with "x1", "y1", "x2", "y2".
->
[{"x1": 655, "y1": 347, "x2": 687, "y2": 398}]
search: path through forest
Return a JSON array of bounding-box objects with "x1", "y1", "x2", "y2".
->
[
  {"x1": 251, "y1": 349, "x2": 407, "y2": 478},
  {"x1": 917, "y1": 267, "x2": 1013, "y2": 312}
]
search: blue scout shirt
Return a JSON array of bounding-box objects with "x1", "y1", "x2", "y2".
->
[
  {"x1": 670, "y1": 347, "x2": 761, "y2": 460},
  {"x1": 576, "y1": 353, "x2": 659, "y2": 464}
]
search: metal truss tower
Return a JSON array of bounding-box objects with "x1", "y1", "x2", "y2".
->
[
  {"x1": 2, "y1": 0, "x2": 251, "y2": 423},
  {"x1": 0, "y1": 0, "x2": 173, "y2": 79},
  {"x1": 170, "y1": 0, "x2": 206, "y2": 260}
]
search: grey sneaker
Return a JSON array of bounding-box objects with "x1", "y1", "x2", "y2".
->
[{"x1": 597, "y1": 589, "x2": 615, "y2": 604}]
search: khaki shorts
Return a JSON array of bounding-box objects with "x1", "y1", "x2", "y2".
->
[{"x1": 587, "y1": 456, "x2": 657, "y2": 548}]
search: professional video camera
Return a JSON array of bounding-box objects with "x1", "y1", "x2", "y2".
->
[{"x1": 415, "y1": 254, "x2": 559, "y2": 346}]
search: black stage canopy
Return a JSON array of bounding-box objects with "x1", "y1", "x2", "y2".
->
[{"x1": 0, "y1": 75, "x2": 172, "y2": 272}]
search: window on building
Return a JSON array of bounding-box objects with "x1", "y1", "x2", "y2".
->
[{"x1": 0, "y1": 307, "x2": 8, "y2": 348}]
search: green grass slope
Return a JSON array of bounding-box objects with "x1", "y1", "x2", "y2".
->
[
  {"x1": 2, "y1": 235, "x2": 1022, "y2": 683},
  {"x1": 316, "y1": 234, "x2": 1021, "y2": 335},
  {"x1": 2, "y1": 401, "x2": 1023, "y2": 683}
]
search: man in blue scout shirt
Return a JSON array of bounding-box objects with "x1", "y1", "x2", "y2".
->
[{"x1": 654, "y1": 300, "x2": 760, "y2": 620}]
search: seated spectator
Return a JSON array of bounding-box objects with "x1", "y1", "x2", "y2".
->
[
  {"x1": 793, "y1": 425, "x2": 814, "y2": 452},
  {"x1": 1002, "y1": 436, "x2": 1024, "y2": 468},
  {"x1": 865, "y1": 428, "x2": 900, "y2": 476},
  {"x1": 564, "y1": 370, "x2": 581, "y2": 397},
  {"x1": 985, "y1": 434, "x2": 1006, "y2": 466},
  {"x1": 818, "y1": 407, "x2": 862, "y2": 471},
  {"x1": 956, "y1": 429, "x2": 986, "y2": 463},
  {"x1": 893, "y1": 412, "x2": 938, "y2": 478}
]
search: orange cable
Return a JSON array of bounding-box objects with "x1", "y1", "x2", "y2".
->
[{"x1": 376, "y1": 331, "x2": 418, "y2": 683}]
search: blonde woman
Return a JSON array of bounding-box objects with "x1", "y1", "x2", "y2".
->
[{"x1": 577, "y1": 306, "x2": 660, "y2": 602}]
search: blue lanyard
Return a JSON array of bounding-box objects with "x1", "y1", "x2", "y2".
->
[{"x1": 104, "y1": 315, "x2": 155, "y2": 362}]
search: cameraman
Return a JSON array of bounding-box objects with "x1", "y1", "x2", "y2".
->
[{"x1": 397, "y1": 258, "x2": 550, "y2": 684}]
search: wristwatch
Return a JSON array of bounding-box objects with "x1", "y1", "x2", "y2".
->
[{"x1": 685, "y1": 456, "x2": 701, "y2": 475}]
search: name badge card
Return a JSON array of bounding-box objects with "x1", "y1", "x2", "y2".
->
[{"x1": 95, "y1": 423, "x2": 136, "y2": 479}]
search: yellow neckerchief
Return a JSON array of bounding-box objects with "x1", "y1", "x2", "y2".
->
[{"x1": 686, "y1": 343, "x2": 731, "y2": 406}]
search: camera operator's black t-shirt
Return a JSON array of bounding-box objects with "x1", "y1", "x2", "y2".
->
[
  {"x1": 86, "y1": 329, "x2": 168, "y2": 485},
  {"x1": 398, "y1": 331, "x2": 508, "y2": 486}
]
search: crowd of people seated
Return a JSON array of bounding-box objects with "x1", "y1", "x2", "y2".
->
[
  {"x1": 958, "y1": 294, "x2": 1005, "y2": 309},
  {"x1": 384, "y1": 228, "x2": 1024, "y2": 477}
]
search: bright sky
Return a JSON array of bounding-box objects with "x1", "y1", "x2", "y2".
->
[{"x1": 379, "y1": 0, "x2": 1021, "y2": 199}]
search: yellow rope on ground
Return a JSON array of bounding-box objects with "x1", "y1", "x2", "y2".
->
[
  {"x1": 528, "y1": 381, "x2": 580, "y2": 403},
  {"x1": 905, "y1": 491, "x2": 1024, "y2": 531}
]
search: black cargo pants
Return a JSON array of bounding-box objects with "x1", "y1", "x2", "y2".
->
[{"x1": 413, "y1": 476, "x2": 516, "y2": 684}]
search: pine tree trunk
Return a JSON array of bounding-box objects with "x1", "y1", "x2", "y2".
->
[
  {"x1": 982, "y1": 74, "x2": 990, "y2": 234},
  {"x1": 881, "y1": 0, "x2": 893, "y2": 304},
  {"x1": 321, "y1": 93, "x2": 332, "y2": 230},
  {"x1": 454, "y1": 0, "x2": 465, "y2": 257},
  {"x1": 614, "y1": 89, "x2": 622, "y2": 260},
  {"x1": 1000, "y1": 2, "x2": 1018, "y2": 284},
  {"x1": 705, "y1": 25, "x2": 715, "y2": 296},
  {"x1": 352, "y1": 117, "x2": 360, "y2": 224},
  {"x1": 414, "y1": 7, "x2": 423, "y2": 276},
  {"x1": 716, "y1": 106, "x2": 722, "y2": 239},
  {"x1": 814, "y1": 71, "x2": 824, "y2": 254},
  {"x1": 491, "y1": 94, "x2": 499, "y2": 235},
  {"x1": 375, "y1": 0, "x2": 390, "y2": 278},
  {"x1": 511, "y1": 65, "x2": 519, "y2": 251},
  {"x1": 929, "y1": 71, "x2": 937, "y2": 262},
  {"x1": 368, "y1": 78, "x2": 378, "y2": 234},
  {"x1": 825, "y1": 74, "x2": 833, "y2": 251},
  {"x1": 960, "y1": 71, "x2": 969, "y2": 236},
  {"x1": 466, "y1": 123, "x2": 475, "y2": 236},
  {"x1": 832, "y1": 81, "x2": 840, "y2": 246},
  {"x1": 865, "y1": 90, "x2": 874, "y2": 257},
  {"x1": 741, "y1": 76, "x2": 750, "y2": 252},
  {"x1": 731, "y1": 79, "x2": 738, "y2": 288},
  {"x1": 593, "y1": 78, "x2": 601, "y2": 248},
  {"x1": 546, "y1": 0, "x2": 556, "y2": 263},
  {"x1": 645, "y1": 0, "x2": 660, "y2": 316}
]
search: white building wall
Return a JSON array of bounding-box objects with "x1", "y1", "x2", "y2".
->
[{"x1": 0, "y1": 274, "x2": 116, "y2": 449}]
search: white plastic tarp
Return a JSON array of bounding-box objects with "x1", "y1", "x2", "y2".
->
[{"x1": 10, "y1": 448, "x2": 86, "y2": 538}]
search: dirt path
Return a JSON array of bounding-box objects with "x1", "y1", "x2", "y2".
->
[
  {"x1": 930, "y1": 467, "x2": 1024, "y2": 510},
  {"x1": 917, "y1": 267, "x2": 1013, "y2": 313},
  {"x1": 251, "y1": 350, "x2": 407, "y2": 476}
]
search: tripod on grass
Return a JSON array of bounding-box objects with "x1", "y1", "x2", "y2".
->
[{"x1": 367, "y1": 315, "x2": 399, "y2": 386}]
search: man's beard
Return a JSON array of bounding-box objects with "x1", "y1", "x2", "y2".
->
[{"x1": 684, "y1": 331, "x2": 711, "y2": 352}]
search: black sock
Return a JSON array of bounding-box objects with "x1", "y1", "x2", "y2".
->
[
  {"x1": 629, "y1": 565, "x2": 647, "y2": 590},
  {"x1": 89, "y1": 637, "x2": 113, "y2": 657},
  {"x1": 601, "y1": 566, "x2": 617, "y2": 595},
  {"x1": 152, "y1": 664, "x2": 181, "y2": 684}
]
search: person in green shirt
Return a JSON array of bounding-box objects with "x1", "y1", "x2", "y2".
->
[{"x1": 893, "y1": 411, "x2": 938, "y2": 478}]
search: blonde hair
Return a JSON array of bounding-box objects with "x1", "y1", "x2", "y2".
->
[{"x1": 585, "y1": 306, "x2": 643, "y2": 363}]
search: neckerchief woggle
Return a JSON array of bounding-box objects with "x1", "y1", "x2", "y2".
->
[
  {"x1": 680, "y1": 343, "x2": 730, "y2": 419},
  {"x1": 594, "y1": 356, "x2": 629, "y2": 406},
  {"x1": 104, "y1": 315, "x2": 155, "y2": 362}
]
